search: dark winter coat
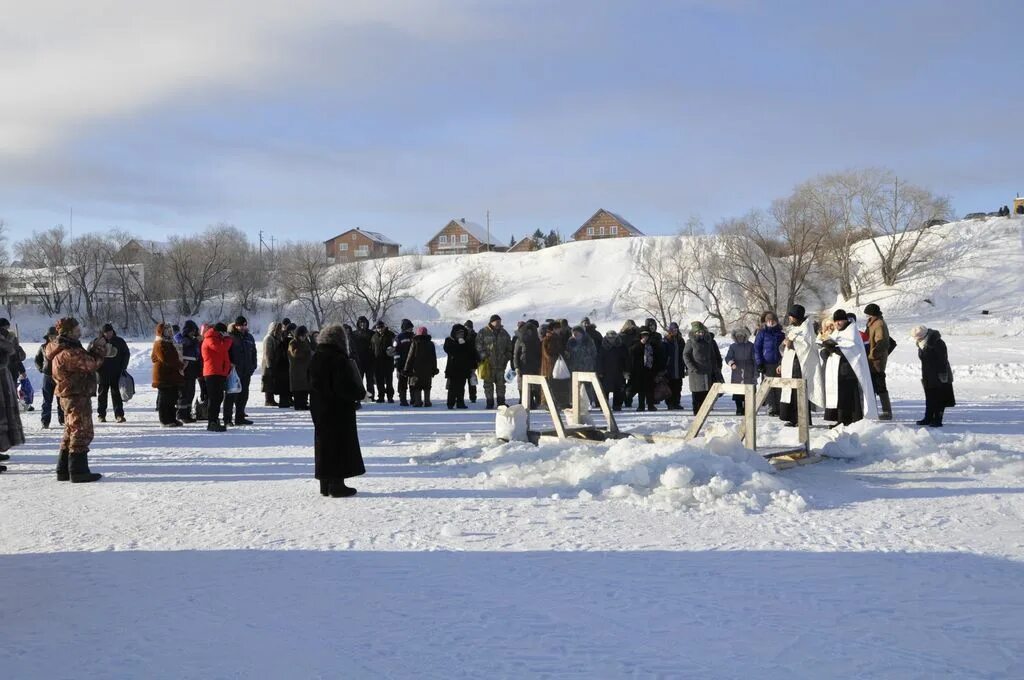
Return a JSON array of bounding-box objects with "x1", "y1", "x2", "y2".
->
[
  {"x1": 725, "y1": 339, "x2": 757, "y2": 385},
  {"x1": 513, "y1": 325, "x2": 542, "y2": 375},
  {"x1": 404, "y1": 335, "x2": 438, "y2": 382},
  {"x1": 663, "y1": 333, "x2": 686, "y2": 380},
  {"x1": 229, "y1": 328, "x2": 258, "y2": 378},
  {"x1": 261, "y1": 325, "x2": 281, "y2": 392},
  {"x1": 288, "y1": 337, "x2": 314, "y2": 392},
  {"x1": 754, "y1": 324, "x2": 785, "y2": 368},
  {"x1": 683, "y1": 332, "x2": 724, "y2": 392},
  {"x1": 599, "y1": 334, "x2": 628, "y2": 390},
  {"x1": 47, "y1": 335, "x2": 105, "y2": 399},
  {"x1": 175, "y1": 323, "x2": 203, "y2": 381},
  {"x1": 370, "y1": 328, "x2": 396, "y2": 367},
  {"x1": 393, "y1": 330, "x2": 414, "y2": 371},
  {"x1": 918, "y1": 329, "x2": 955, "y2": 402},
  {"x1": 35, "y1": 342, "x2": 54, "y2": 377},
  {"x1": 443, "y1": 325, "x2": 477, "y2": 380},
  {"x1": 310, "y1": 327, "x2": 366, "y2": 481},
  {"x1": 0, "y1": 335, "x2": 27, "y2": 452},
  {"x1": 351, "y1": 318, "x2": 374, "y2": 371},
  {"x1": 98, "y1": 333, "x2": 130, "y2": 381},
  {"x1": 628, "y1": 340, "x2": 658, "y2": 378},
  {"x1": 566, "y1": 333, "x2": 597, "y2": 372},
  {"x1": 585, "y1": 326, "x2": 604, "y2": 361},
  {"x1": 476, "y1": 324, "x2": 513, "y2": 375},
  {"x1": 151, "y1": 337, "x2": 185, "y2": 388}
]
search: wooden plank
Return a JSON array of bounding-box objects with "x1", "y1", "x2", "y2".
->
[
  {"x1": 742, "y1": 384, "x2": 756, "y2": 449},
  {"x1": 796, "y1": 380, "x2": 810, "y2": 455},
  {"x1": 685, "y1": 383, "x2": 722, "y2": 441},
  {"x1": 754, "y1": 381, "x2": 772, "y2": 412}
]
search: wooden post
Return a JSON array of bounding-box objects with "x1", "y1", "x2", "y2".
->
[
  {"x1": 796, "y1": 379, "x2": 810, "y2": 455},
  {"x1": 685, "y1": 383, "x2": 722, "y2": 440},
  {"x1": 522, "y1": 374, "x2": 568, "y2": 439},
  {"x1": 742, "y1": 384, "x2": 756, "y2": 449}
]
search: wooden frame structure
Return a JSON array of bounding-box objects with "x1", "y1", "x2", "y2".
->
[
  {"x1": 685, "y1": 377, "x2": 810, "y2": 459},
  {"x1": 520, "y1": 372, "x2": 620, "y2": 441}
]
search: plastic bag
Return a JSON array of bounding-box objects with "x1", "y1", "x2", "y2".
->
[
  {"x1": 18, "y1": 377, "x2": 34, "y2": 406},
  {"x1": 118, "y1": 371, "x2": 135, "y2": 402},
  {"x1": 495, "y1": 404, "x2": 529, "y2": 442},
  {"x1": 552, "y1": 357, "x2": 571, "y2": 380},
  {"x1": 226, "y1": 367, "x2": 242, "y2": 394},
  {"x1": 469, "y1": 372, "x2": 478, "y2": 387},
  {"x1": 505, "y1": 367, "x2": 516, "y2": 383},
  {"x1": 478, "y1": 361, "x2": 490, "y2": 382}
]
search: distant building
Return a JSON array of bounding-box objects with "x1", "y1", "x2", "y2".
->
[
  {"x1": 427, "y1": 218, "x2": 501, "y2": 255},
  {"x1": 508, "y1": 236, "x2": 541, "y2": 253},
  {"x1": 325, "y1": 228, "x2": 401, "y2": 263},
  {"x1": 115, "y1": 239, "x2": 170, "y2": 264},
  {"x1": 0, "y1": 266, "x2": 71, "y2": 308},
  {"x1": 1014, "y1": 195, "x2": 1024, "y2": 215},
  {"x1": 571, "y1": 209, "x2": 644, "y2": 241}
]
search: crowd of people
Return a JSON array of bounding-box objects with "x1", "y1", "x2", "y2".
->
[{"x1": 0, "y1": 306, "x2": 955, "y2": 493}]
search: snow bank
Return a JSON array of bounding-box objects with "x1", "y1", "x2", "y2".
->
[
  {"x1": 413, "y1": 430, "x2": 807, "y2": 514},
  {"x1": 819, "y1": 421, "x2": 1024, "y2": 477}
]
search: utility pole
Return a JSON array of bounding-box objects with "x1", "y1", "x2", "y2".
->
[{"x1": 486, "y1": 210, "x2": 491, "y2": 252}]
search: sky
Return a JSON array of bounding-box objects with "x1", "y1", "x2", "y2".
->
[{"x1": 1, "y1": 0, "x2": 1021, "y2": 249}]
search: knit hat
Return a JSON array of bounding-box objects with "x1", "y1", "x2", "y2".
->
[
  {"x1": 864, "y1": 303, "x2": 882, "y2": 317},
  {"x1": 234, "y1": 315, "x2": 248, "y2": 326},
  {"x1": 0, "y1": 318, "x2": 8, "y2": 329},
  {"x1": 282, "y1": 318, "x2": 291, "y2": 326},
  {"x1": 572, "y1": 325, "x2": 584, "y2": 334},
  {"x1": 401, "y1": 319, "x2": 414, "y2": 331},
  {"x1": 416, "y1": 326, "x2": 428, "y2": 336},
  {"x1": 668, "y1": 322, "x2": 679, "y2": 331},
  {"x1": 910, "y1": 325, "x2": 928, "y2": 341},
  {"x1": 214, "y1": 322, "x2": 228, "y2": 333},
  {"x1": 690, "y1": 321, "x2": 708, "y2": 334},
  {"x1": 56, "y1": 317, "x2": 79, "y2": 336},
  {"x1": 581, "y1": 316, "x2": 591, "y2": 326},
  {"x1": 832, "y1": 309, "x2": 848, "y2": 322},
  {"x1": 101, "y1": 323, "x2": 114, "y2": 333},
  {"x1": 464, "y1": 320, "x2": 474, "y2": 329},
  {"x1": 45, "y1": 326, "x2": 58, "y2": 339},
  {"x1": 787, "y1": 305, "x2": 806, "y2": 322},
  {"x1": 640, "y1": 329, "x2": 651, "y2": 337},
  {"x1": 489, "y1": 314, "x2": 502, "y2": 324},
  {"x1": 296, "y1": 325, "x2": 308, "y2": 337},
  {"x1": 375, "y1": 320, "x2": 386, "y2": 329}
]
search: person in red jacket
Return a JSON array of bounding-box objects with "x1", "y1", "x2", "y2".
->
[{"x1": 201, "y1": 322, "x2": 233, "y2": 432}]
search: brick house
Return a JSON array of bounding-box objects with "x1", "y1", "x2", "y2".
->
[
  {"x1": 571, "y1": 209, "x2": 644, "y2": 241},
  {"x1": 508, "y1": 236, "x2": 541, "y2": 253},
  {"x1": 325, "y1": 228, "x2": 401, "y2": 263},
  {"x1": 427, "y1": 218, "x2": 500, "y2": 255}
]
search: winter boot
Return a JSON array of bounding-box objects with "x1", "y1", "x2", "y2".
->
[
  {"x1": 400, "y1": 398, "x2": 409, "y2": 407},
  {"x1": 878, "y1": 392, "x2": 893, "y2": 421},
  {"x1": 930, "y1": 409, "x2": 944, "y2": 428},
  {"x1": 735, "y1": 404, "x2": 744, "y2": 415},
  {"x1": 486, "y1": 398, "x2": 495, "y2": 410},
  {"x1": 265, "y1": 397, "x2": 277, "y2": 407},
  {"x1": 329, "y1": 480, "x2": 357, "y2": 498},
  {"x1": 56, "y1": 449, "x2": 70, "y2": 481},
  {"x1": 916, "y1": 414, "x2": 931, "y2": 426},
  {"x1": 116, "y1": 416, "x2": 127, "y2": 424},
  {"x1": 207, "y1": 421, "x2": 227, "y2": 432},
  {"x1": 69, "y1": 451, "x2": 102, "y2": 483},
  {"x1": 424, "y1": 400, "x2": 432, "y2": 407},
  {"x1": 319, "y1": 480, "x2": 330, "y2": 497},
  {"x1": 496, "y1": 398, "x2": 507, "y2": 408},
  {"x1": 456, "y1": 400, "x2": 468, "y2": 409},
  {"x1": 0, "y1": 453, "x2": 9, "y2": 462},
  {"x1": 97, "y1": 415, "x2": 106, "y2": 423}
]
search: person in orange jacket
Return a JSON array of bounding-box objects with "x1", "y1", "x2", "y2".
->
[{"x1": 201, "y1": 322, "x2": 233, "y2": 432}]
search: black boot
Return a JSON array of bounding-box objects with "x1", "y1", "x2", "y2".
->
[
  {"x1": 319, "y1": 480, "x2": 329, "y2": 496},
  {"x1": 878, "y1": 392, "x2": 893, "y2": 421},
  {"x1": 207, "y1": 421, "x2": 227, "y2": 432},
  {"x1": 930, "y1": 409, "x2": 944, "y2": 427},
  {"x1": 916, "y1": 415, "x2": 931, "y2": 426},
  {"x1": 329, "y1": 480, "x2": 357, "y2": 498},
  {"x1": 486, "y1": 398, "x2": 495, "y2": 410},
  {"x1": 56, "y1": 449, "x2": 70, "y2": 481},
  {"x1": 69, "y1": 450, "x2": 102, "y2": 483}
]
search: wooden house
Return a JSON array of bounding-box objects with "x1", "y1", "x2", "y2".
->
[
  {"x1": 571, "y1": 209, "x2": 644, "y2": 241},
  {"x1": 325, "y1": 228, "x2": 401, "y2": 263}
]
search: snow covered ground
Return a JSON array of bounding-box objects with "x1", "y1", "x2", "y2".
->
[{"x1": 2, "y1": 217, "x2": 1023, "y2": 678}]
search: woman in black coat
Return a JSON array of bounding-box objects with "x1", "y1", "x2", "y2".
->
[
  {"x1": 911, "y1": 325, "x2": 955, "y2": 427},
  {"x1": 443, "y1": 324, "x2": 476, "y2": 409},
  {"x1": 404, "y1": 327, "x2": 439, "y2": 407},
  {"x1": 309, "y1": 324, "x2": 367, "y2": 497}
]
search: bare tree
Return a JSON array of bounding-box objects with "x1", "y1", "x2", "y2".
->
[
  {"x1": 400, "y1": 247, "x2": 425, "y2": 271},
  {"x1": 675, "y1": 220, "x2": 740, "y2": 334},
  {"x1": 166, "y1": 224, "x2": 239, "y2": 315},
  {"x1": 620, "y1": 239, "x2": 687, "y2": 330},
  {"x1": 338, "y1": 257, "x2": 414, "y2": 323},
  {"x1": 456, "y1": 265, "x2": 502, "y2": 310},
  {"x1": 860, "y1": 171, "x2": 952, "y2": 286},
  {"x1": 14, "y1": 226, "x2": 71, "y2": 315},
  {"x1": 62, "y1": 233, "x2": 118, "y2": 324},
  {"x1": 802, "y1": 171, "x2": 876, "y2": 300},
  {"x1": 277, "y1": 241, "x2": 348, "y2": 329},
  {"x1": 227, "y1": 239, "x2": 269, "y2": 313}
]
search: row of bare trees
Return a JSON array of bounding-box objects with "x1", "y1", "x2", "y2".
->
[{"x1": 624, "y1": 168, "x2": 952, "y2": 334}]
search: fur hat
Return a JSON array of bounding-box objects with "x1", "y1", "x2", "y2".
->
[
  {"x1": 832, "y1": 309, "x2": 848, "y2": 322},
  {"x1": 690, "y1": 321, "x2": 708, "y2": 334},
  {"x1": 155, "y1": 322, "x2": 172, "y2": 337},
  {"x1": 489, "y1": 314, "x2": 502, "y2": 324},
  {"x1": 401, "y1": 319, "x2": 414, "y2": 331},
  {"x1": 864, "y1": 303, "x2": 882, "y2": 317},
  {"x1": 731, "y1": 327, "x2": 751, "y2": 341},
  {"x1": 56, "y1": 317, "x2": 80, "y2": 336},
  {"x1": 787, "y1": 305, "x2": 806, "y2": 322},
  {"x1": 318, "y1": 324, "x2": 349, "y2": 352},
  {"x1": 910, "y1": 325, "x2": 928, "y2": 341}
]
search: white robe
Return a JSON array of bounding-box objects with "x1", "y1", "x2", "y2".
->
[
  {"x1": 779, "y1": 318, "x2": 823, "y2": 407},
  {"x1": 821, "y1": 324, "x2": 879, "y2": 420}
]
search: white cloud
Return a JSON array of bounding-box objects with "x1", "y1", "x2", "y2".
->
[{"x1": 0, "y1": 0, "x2": 482, "y2": 155}]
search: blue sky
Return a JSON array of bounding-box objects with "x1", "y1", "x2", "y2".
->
[{"x1": 1, "y1": 0, "x2": 1020, "y2": 249}]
